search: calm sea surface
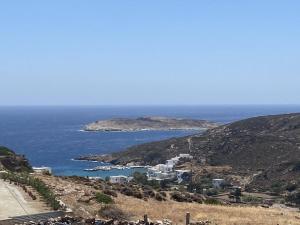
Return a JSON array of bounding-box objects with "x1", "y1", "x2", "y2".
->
[{"x1": 0, "y1": 105, "x2": 299, "y2": 177}]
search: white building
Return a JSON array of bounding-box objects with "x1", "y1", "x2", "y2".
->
[
  {"x1": 166, "y1": 159, "x2": 176, "y2": 167},
  {"x1": 109, "y1": 175, "x2": 131, "y2": 184},
  {"x1": 157, "y1": 164, "x2": 173, "y2": 173},
  {"x1": 179, "y1": 154, "x2": 193, "y2": 159},
  {"x1": 32, "y1": 167, "x2": 52, "y2": 174},
  {"x1": 170, "y1": 156, "x2": 180, "y2": 164},
  {"x1": 147, "y1": 166, "x2": 176, "y2": 181},
  {"x1": 146, "y1": 153, "x2": 193, "y2": 182},
  {"x1": 212, "y1": 179, "x2": 225, "y2": 189}
]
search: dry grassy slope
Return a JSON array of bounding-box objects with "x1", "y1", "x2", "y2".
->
[
  {"x1": 37, "y1": 174, "x2": 300, "y2": 225},
  {"x1": 117, "y1": 195, "x2": 300, "y2": 225},
  {"x1": 111, "y1": 113, "x2": 300, "y2": 189}
]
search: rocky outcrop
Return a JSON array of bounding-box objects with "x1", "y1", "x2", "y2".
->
[
  {"x1": 0, "y1": 146, "x2": 32, "y2": 172},
  {"x1": 84, "y1": 117, "x2": 218, "y2": 132}
]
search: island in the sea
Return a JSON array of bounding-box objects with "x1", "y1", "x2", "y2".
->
[{"x1": 84, "y1": 116, "x2": 218, "y2": 132}]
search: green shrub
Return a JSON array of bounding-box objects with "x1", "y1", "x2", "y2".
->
[
  {"x1": 286, "y1": 183, "x2": 298, "y2": 192},
  {"x1": 206, "y1": 188, "x2": 218, "y2": 196},
  {"x1": 285, "y1": 190, "x2": 300, "y2": 205},
  {"x1": 1, "y1": 172, "x2": 60, "y2": 210},
  {"x1": 204, "y1": 198, "x2": 222, "y2": 205},
  {"x1": 271, "y1": 182, "x2": 284, "y2": 194},
  {"x1": 242, "y1": 195, "x2": 262, "y2": 203},
  {"x1": 0, "y1": 146, "x2": 13, "y2": 156},
  {"x1": 132, "y1": 172, "x2": 160, "y2": 189},
  {"x1": 103, "y1": 189, "x2": 118, "y2": 197},
  {"x1": 95, "y1": 192, "x2": 114, "y2": 204},
  {"x1": 99, "y1": 205, "x2": 129, "y2": 220}
]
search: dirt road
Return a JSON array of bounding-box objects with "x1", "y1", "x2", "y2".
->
[{"x1": 0, "y1": 179, "x2": 49, "y2": 220}]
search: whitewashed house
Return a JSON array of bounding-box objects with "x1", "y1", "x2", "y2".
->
[
  {"x1": 109, "y1": 175, "x2": 130, "y2": 184},
  {"x1": 179, "y1": 154, "x2": 193, "y2": 159},
  {"x1": 32, "y1": 166, "x2": 52, "y2": 174}
]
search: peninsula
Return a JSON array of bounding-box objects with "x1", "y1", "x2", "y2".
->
[{"x1": 84, "y1": 116, "x2": 218, "y2": 132}]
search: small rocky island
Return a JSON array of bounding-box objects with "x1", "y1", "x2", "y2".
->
[{"x1": 84, "y1": 116, "x2": 218, "y2": 132}]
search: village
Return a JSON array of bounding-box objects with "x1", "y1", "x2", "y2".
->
[{"x1": 32, "y1": 153, "x2": 232, "y2": 196}]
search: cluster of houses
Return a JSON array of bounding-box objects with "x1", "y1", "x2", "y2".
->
[
  {"x1": 146, "y1": 153, "x2": 193, "y2": 183},
  {"x1": 108, "y1": 154, "x2": 193, "y2": 184}
]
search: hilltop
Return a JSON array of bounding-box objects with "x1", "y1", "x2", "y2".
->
[{"x1": 84, "y1": 116, "x2": 218, "y2": 132}]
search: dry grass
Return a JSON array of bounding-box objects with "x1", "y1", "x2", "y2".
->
[
  {"x1": 36, "y1": 174, "x2": 300, "y2": 225},
  {"x1": 116, "y1": 195, "x2": 300, "y2": 225}
]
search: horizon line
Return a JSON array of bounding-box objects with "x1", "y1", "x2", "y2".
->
[{"x1": 1, "y1": 104, "x2": 300, "y2": 107}]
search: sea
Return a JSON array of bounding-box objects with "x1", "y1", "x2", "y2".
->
[{"x1": 0, "y1": 105, "x2": 299, "y2": 178}]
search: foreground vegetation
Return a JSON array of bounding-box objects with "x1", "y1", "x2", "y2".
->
[{"x1": 1, "y1": 172, "x2": 60, "y2": 210}]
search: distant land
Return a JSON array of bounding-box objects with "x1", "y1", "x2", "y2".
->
[
  {"x1": 84, "y1": 116, "x2": 218, "y2": 132},
  {"x1": 78, "y1": 113, "x2": 300, "y2": 193}
]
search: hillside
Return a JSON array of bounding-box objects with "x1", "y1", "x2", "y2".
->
[
  {"x1": 106, "y1": 113, "x2": 300, "y2": 191},
  {"x1": 0, "y1": 146, "x2": 32, "y2": 172},
  {"x1": 84, "y1": 116, "x2": 218, "y2": 131}
]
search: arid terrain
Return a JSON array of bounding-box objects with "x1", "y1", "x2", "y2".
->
[
  {"x1": 84, "y1": 117, "x2": 218, "y2": 132},
  {"x1": 34, "y1": 174, "x2": 300, "y2": 225},
  {"x1": 84, "y1": 113, "x2": 300, "y2": 194}
]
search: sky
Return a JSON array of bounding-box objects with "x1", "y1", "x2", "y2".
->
[{"x1": 0, "y1": 1, "x2": 300, "y2": 106}]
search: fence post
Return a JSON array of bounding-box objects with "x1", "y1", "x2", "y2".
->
[
  {"x1": 186, "y1": 212, "x2": 190, "y2": 225},
  {"x1": 144, "y1": 214, "x2": 148, "y2": 225}
]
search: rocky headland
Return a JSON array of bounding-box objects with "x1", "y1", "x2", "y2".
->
[
  {"x1": 0, "y1": 146, "x2": 32, "y2": 172},
  {"x1": 84, "y1": 116, "x2": 218, "y2": 132}
]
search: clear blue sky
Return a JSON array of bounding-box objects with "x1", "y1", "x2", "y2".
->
[{"x1": 0, "y1": 1, "x2": 300, "y2": 105}]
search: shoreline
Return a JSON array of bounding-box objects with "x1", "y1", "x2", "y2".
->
[{"x1": 83, "y1": 127, "x2": 208, "y2": 132}]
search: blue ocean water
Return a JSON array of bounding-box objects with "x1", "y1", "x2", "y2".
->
[{"x1": 0, "y1": 105, "x2": 299, "y2": 177}]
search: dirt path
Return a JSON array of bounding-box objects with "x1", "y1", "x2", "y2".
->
[{"x1": 0, "y1": 179, "x2": 50, "y2": 220}]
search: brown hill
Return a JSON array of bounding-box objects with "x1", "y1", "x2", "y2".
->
[
  {"x1": 108, "y1": 113, "x2": 300, "y2": 191},
  {"x1": 84, "y1": 116, "x2": 218, "y2": 131}
]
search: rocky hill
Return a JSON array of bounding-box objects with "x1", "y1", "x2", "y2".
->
[
  {"x1": 101, "y1": 113, "x2": 300, "y2": 191},
  {"x1": 84, "y1": 116, "x2": 218, "y2": 131},
  {"x1": 0, "y1": 146, "x2": 32, "y2": 172}
]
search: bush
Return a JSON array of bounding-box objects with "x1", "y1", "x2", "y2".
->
[
  {"x1": 206, "y1": 188, "x2": 218, "y2": 196},
  {"x1": 0, "y1": 146, "x2": 13, "y2": 156},
  {"x1": 99, "y1": 205, "x2": 130, "y2": 220},
  {"x1": 242, "y1": 195, "x2": 262, "y2": 203},
  {"x1": 132, "y1": 190, "x2": 143, "y2": 199},
  {"x1": 155, "y1": 193, "x2": 166, "y2": 201},
  {"x1": 120, "y1": 187, "x2": 134, "y2": 196},
  {"x1": 143, "y1": 189, "x2": 155, "y2": 198},
  {"x1": 159, "y1": 191, "x2": 167, "y2": 197},
  {"x1": 133, "y1": 172, "x2": 148, "y2": 185},
  {"x1": 286, "y1": 183, "x2": 298, "y2": 192},
  {"x1": 95, "y1": 192, "x2": 114, "y2": 204},
  {"x1": 204, "y1": 198, "x2": 222, "y2": 205},
  {"x1": 285, "y1": 190, "x2": 300, "y2": 205},
  {"x1": 271, "y1": 182, "x2": 283, "y2": 194},
  {"x1": 103, "y1": 189, "x2": 118, "y2": 197},
  {"x1": 170, "y1": 191, "x2": 192, "y2": 202},
  {"x1": 1, "y1": 172, "x2": 60, "y2": 210},
  {"x1": 132, "y1": 172, "x2": 160, "y2": 189},
  {"x1": 191, "y1": 194, "x2": 203, "y2": 203},
  {"x1": 292, "y1": 162, "x2": 300, "y2": 172}
]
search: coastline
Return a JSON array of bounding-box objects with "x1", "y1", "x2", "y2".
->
[{"x1": 83, "y1": 127, "x2": 209, "y2": 132}]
